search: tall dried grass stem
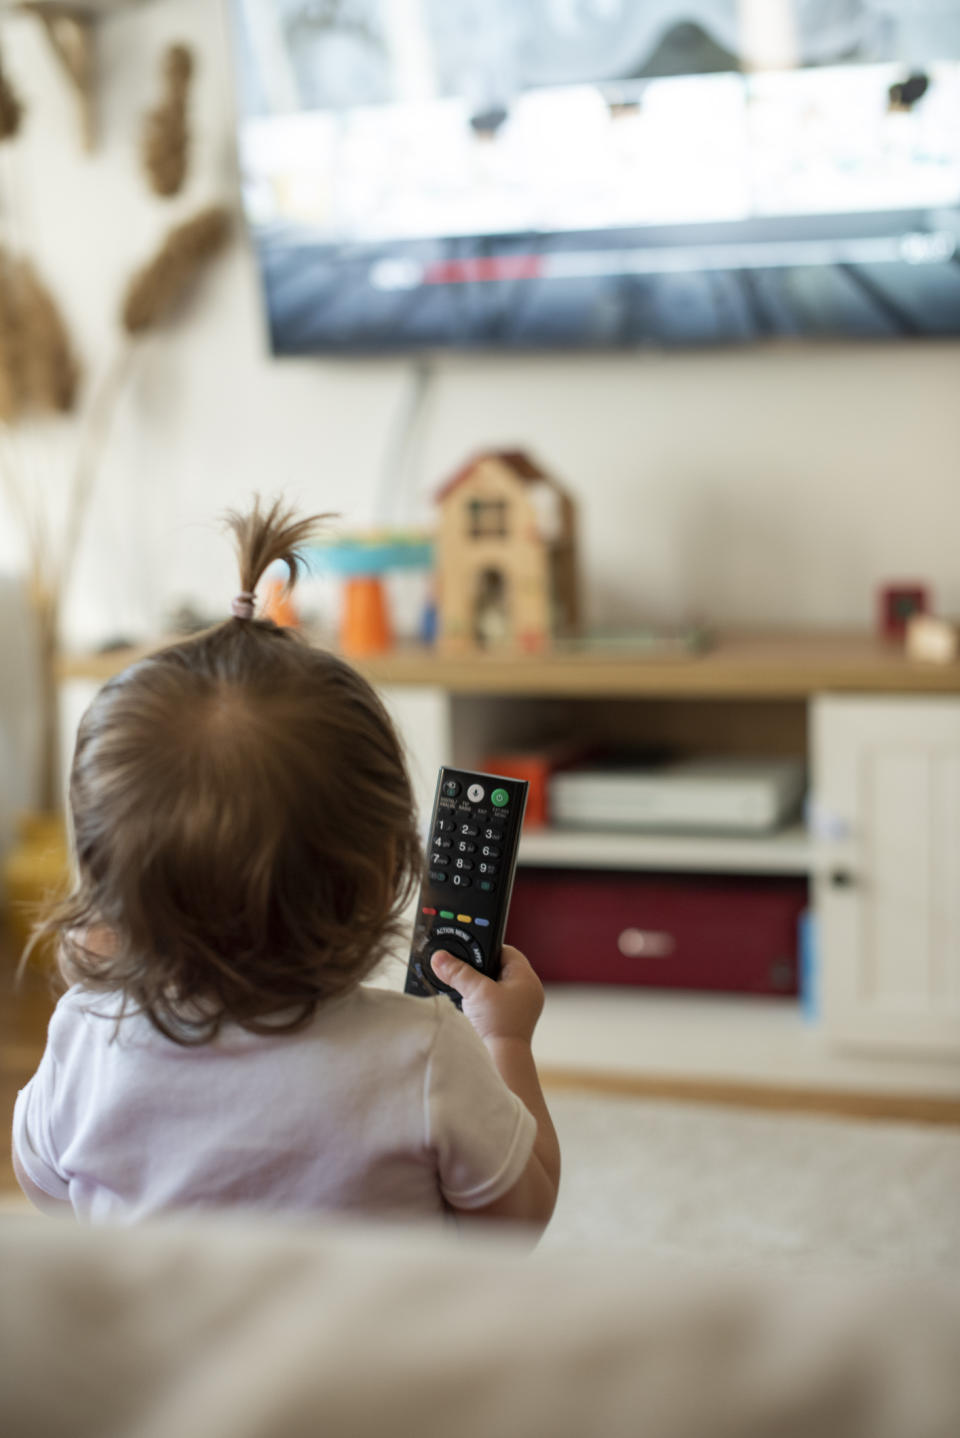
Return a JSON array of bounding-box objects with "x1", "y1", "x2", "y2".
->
[
  {"x1": 0, "y1": 428, "x2": 41, "y2": 575},
  {"x1": 59, "y1": 342, "x2": 135, "y2": 603}
]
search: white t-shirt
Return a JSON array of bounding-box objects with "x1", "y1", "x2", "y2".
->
[{"x1": 12, "y1": 984, "x2": 536, "y2": 1225}]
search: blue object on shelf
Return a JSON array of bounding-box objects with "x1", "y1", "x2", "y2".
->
[
  {"x1": 304, "y1": 539, "x2": 434, "y2": 577},
  {"x1": 419, "y1": 597, "x2": 437, "y2": 645},
  {"x1": 799, "y1": 909, "x2": 819, "y2": 1023}
]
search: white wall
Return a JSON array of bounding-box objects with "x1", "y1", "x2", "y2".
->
[{"x1": 0, "y1": 0, "x2": 959, "y2": 656}]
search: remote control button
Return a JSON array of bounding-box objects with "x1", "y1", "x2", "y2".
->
[
  {"x1": 429, "y1": 871, "x2": 449, "y2": 883},
  {"x1": 479, "y1": 880, "x2": 495, "y2": 892},
  {"x1": 442, "y1": 780, "x2": 461, "y2": 798},
  {"x1": 452, "y1": 874, "x2": 471, "y2": 888},
  {"x1": 491, "y1": 788, "x2": 510, "y2": 808},
  {"x1": 428, "y1": 926, "x2": 485, "y2": 970},
  {"x1": 481, "y1": 845, "x2": 500, "y2": 858},
  {"x1": 421, "y1": 906, "x2": 437, "y2": 916},
  {"x1": 456, "y1": 840, "x2": 476, "y2": 854},
  {"x1": 435, "y1": 818, "x2": 456, "y2": 833},
  {"x1": 457, "y1": 913, "x2": 472, "y2": 923},
  {"x1": 484, "y1": 827, "x2": 503, "y2": 841},
  {"x1": 467, "y1": 783, "x2": 485, "y2": 802},
  {"x1": 439, "y1": 910, "x2": 455, "y2": 919},
  {"x1": 478, "y1": 862, "x2": 497, "y2": 875},
  {"x1": 475, "y1": 917, "x2": 490, "y2": 927},
  {"x1": 454, "y1": 858, "x2": 473, "y2": 871},
  {"x1": 459, "y1": 824, "x2": 478, "y2": 837},
  {"x1": 434, "y1": 838, "x2": 452, "y2": 850},
  {"x1": 416, "y1": 959, "x2": 456, "y2": 1002}
]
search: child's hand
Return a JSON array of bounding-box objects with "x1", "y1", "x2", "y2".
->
[{"x1": 429, "y1": 944, "x2": 544, "y2": 1044}]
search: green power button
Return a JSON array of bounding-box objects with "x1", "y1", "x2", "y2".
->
[{"x1": 491, "y1": 788, "x2": 510, "y2": 808}]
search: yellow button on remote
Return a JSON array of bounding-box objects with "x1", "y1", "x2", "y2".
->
[{"x1": 457, "y1": 914, "x2": 472, "y2": 923}]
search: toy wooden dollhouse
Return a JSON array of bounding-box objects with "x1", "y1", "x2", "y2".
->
[{"x1": 435, "y1": 450, "x2": 579, "y2": 653}]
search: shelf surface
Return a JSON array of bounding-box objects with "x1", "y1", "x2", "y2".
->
[
  {"x1": 532, "y1": 987, "x2": 960, "y2": 1097},
  {"x1": 371, "y1": 955, "x2": 960, "y2": 1102},
  {"x1": 519, "y1": 823, "x2": 816, "y2": 874},
  {"x1": 360, "y1": 632, "x2": 960, "y2": 697},
  {"x1": 60, "y1": 631, "x2": 960, "y2": 697}
]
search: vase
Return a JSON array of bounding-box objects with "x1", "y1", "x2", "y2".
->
[{"x1": 1, "y1": 811, "x2": 69, "y2": 967}]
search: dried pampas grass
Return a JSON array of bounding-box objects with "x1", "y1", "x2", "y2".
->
[
  {"x1": 0, "y1": 245, "x2": 80, "y2": 421},
  {"x1": 141, "y1": 42, "x2": 193, "y2": 197},
  {"x1": 0, "y1": 44, "x2": 24, "y2": 142},
  {"x1": 17, "y1": 258, "x2": 81, "y2": 413},
  {"x1": 0, "y1": 246, "x2": 26, "y2": 422},
  {"x1": 0, "y1": 32, "x2": 230, "y2": 815},
  {"x1": 122, "y1": 204, "x2": 231, "y2": 334}
]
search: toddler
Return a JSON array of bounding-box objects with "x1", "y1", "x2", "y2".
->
[{"x1": 13, "y1": 500, "x2": 560, "y2": 1232}]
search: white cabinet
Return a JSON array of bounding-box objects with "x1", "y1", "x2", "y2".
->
[
  {"x1": 381, "y1": 685, "x2": 960, "y2": 1093},
  {"x1": 813, "y1": 696, "x2": 960, "y2": 1056}
]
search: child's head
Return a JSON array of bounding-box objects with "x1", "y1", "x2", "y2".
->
[{"x1": 45, "y1": 499, "x2": 422, "y2": 1042}]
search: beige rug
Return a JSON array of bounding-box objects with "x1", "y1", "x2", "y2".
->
[
  {"x1": 541, "y1": 1091, "x2": 960, "y2": 1277},
  {"x1": 5, "y1": 1094, "x2": 960, "y2": 1277}
]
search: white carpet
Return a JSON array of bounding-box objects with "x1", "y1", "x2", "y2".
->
[
  {"x1": 541, "y1": 1091, "x2": 960, "y2": 1278},
  {"x1": 4, "y1": 1094, "x2": 959, "y2": 1277}
]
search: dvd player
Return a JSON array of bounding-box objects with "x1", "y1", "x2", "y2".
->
[{"x1": 550, "y1": 757, "x2": 806, "y2": 835}]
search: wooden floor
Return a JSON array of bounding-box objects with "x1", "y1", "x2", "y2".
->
[{"x1": 1, "y1": 943, "x2": 55, "y2": 1195}]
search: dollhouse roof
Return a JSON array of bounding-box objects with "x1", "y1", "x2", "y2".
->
[
  {"x1": 436, "y1": 450, "x2": 567, "y2": 544},
  {"x1": 435, "y1": 449, "x2": 553, "y2": 503}
]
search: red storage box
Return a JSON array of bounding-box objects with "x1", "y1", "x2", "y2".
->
[{"x1": 507, "y1": 868, "x2": 807, "y2": 997}]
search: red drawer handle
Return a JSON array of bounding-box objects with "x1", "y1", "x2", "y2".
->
[{"x1": 617, "y1": 928, "x2": 676, "y2": 959}]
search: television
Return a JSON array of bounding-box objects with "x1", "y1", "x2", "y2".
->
[{"x1": 227, "y1": 1, "x2": 960, "y2": 353}]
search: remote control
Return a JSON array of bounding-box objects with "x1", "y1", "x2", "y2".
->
[{"x1": 404, "y1": 767, "x2": 529, "y2": 1006}]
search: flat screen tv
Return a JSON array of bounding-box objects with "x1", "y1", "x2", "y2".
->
[{"x1": 228, "y1": 1, "x2": 960, "y2": 353}]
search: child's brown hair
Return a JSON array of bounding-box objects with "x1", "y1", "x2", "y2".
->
[{"x1": 39, "y1": 499, "x2": 422, "y2": 1043}]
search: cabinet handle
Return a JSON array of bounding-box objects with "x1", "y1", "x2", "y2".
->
[
  {"x1": 829, "y1": 869, "x2": 856, "y2": 889},
  {"x1": 617, "y1": 928, "x2": 676, "y2": 959}
]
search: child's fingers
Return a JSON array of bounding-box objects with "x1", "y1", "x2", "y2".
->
[
  {"x1": 499, "y1": 944, "x2": 534, "y2": 978},
  {"x1": 499, "y1": 945, "x2": 542, "y2": 990},
  {"x1": 430, "y1": 950, "x2": 491, "y2": 999}
]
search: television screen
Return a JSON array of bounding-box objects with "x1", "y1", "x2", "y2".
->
[{"x1": 228, "y1": 1, "x2": 960, "y2": 353}]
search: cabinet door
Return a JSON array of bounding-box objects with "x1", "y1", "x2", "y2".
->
[{"x1": 813, "y1": 696, "x2": 960, "y2": 1055}]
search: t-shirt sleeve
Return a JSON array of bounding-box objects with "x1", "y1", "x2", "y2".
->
[
  {"x1": 424, "y1": 1000, "x2": 537, "y2": 1211},
  {"x1": 12, "y1": 1041, "x2": 70, "y2": 1204}
]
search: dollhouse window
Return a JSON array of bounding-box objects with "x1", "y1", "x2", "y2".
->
[{"x1": 468, "y1": 499, "x2": 508, "y2": 539}]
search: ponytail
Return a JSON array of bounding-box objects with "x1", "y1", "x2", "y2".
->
[{"x1": 223, "y1": 496, "x2": 334, "y2": 622}]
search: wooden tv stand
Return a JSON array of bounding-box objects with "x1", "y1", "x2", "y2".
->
[{"x1": 61, "y1": 631, "x2": 960, "y2": 1119}]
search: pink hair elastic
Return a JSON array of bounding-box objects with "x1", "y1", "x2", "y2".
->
[{"x1": 231, "y1": 591, "x2": 256, "y2": 620}]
